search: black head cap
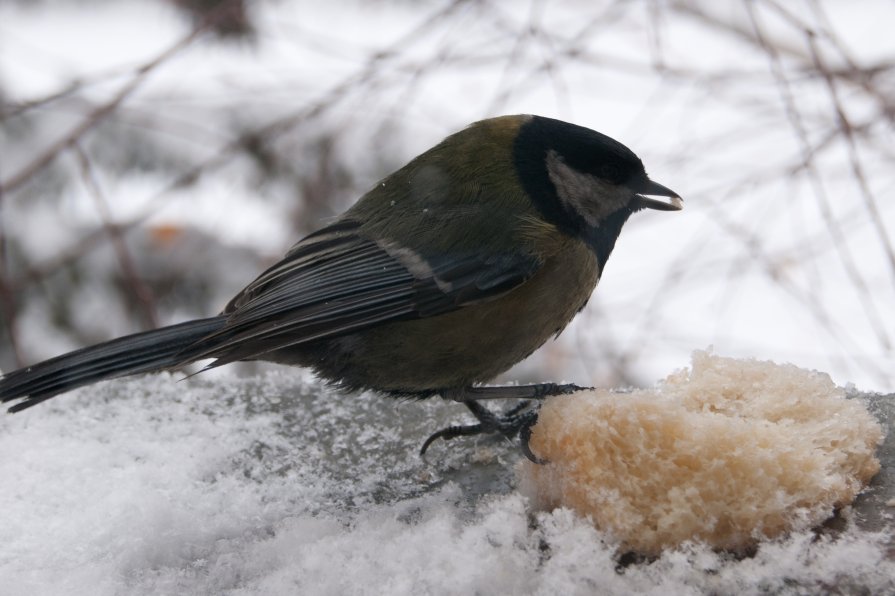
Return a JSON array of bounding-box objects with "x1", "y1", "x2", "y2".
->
[
  {"x1": 512, "y1": 116, "x2": 649, "y2": 234},
  {"x1": 512, "y1": 115, "x2": 681, "y2": 267}
]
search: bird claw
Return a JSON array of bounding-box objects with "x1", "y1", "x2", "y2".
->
[
  {"x1": 419, "y1": 400, "x2": 548, "y2": 464},
  {"x1": 419, "y1": 423, "x2": 487, "y2": 457},
  {"x1": 518, "y1": 412, "x2": 547, "y2": 465}
]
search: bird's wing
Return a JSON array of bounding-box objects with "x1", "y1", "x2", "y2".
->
[{"x1": 198, "y1": 220, "x2": 541, "y2": 365}]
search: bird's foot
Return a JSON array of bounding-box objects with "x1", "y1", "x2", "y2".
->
[
  {"x1": 420, "y1": 400, "x2": 546, "y2": 463},
  {"x1": 420, "y1": 383, "x2": 589, "y2": 463}
]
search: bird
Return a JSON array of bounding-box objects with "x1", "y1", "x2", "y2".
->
[{"x1": 0, "y1": 114, "x2": 682, "y2": 460}]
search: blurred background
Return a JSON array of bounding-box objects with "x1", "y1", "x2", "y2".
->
[{"x1": 0, "y1": 0, "x2": 893, "y2": 392}]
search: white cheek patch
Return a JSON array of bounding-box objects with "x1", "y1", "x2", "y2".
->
[{"x1": 545, "y1": 150, "x2": 630, "y2": 227}]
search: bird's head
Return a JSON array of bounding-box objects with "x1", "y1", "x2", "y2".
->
[{"x1": 511, "y1": 115, "x2": 681, "y2": 261}]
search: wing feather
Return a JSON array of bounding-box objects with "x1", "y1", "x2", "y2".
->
[{"x1": 196, "y1": 220, "x2": 541, "y2": 364}]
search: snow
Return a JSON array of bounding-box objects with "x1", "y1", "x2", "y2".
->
[{"x1": 0, "y1": 373, "x2": 892, "y2": 595}]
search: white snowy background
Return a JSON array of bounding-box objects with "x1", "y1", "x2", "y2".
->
[{"x1": 1, "y1": 1, "x2": 894, "y2": 593}]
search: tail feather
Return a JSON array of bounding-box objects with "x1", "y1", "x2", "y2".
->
[{"x1": 1, "y1": 316, "x2": 227, "y2": 412}]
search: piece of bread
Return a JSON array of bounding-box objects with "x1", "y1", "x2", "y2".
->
[{"x1": 519, "y1": 351, "x2": 883, "y2": 555}]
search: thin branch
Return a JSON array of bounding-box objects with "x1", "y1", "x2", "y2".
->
[
  {"x1": 71, "y1": 143, "x2": 159, "y2": 330},
  {"x1": 0, "y1": 168, "x2": 23, "y2": 366},
  {"x1": 745, "y1": 0, "x2": 892, "y2": 353},
  {"x1": 804, "y1": 31, "x2": 895, "y2": 293},
  {"x1": 0, "y1": 26, "x2": 205, "y2": 195}
]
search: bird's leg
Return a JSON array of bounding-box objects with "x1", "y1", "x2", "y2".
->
[
  {"x1": 419, "y1": 400, "x2": 543, "y2": 462},
  {"x1": 420, "y1": 383, "x2": 589, "y2": 462},
  {"x1": 443, "y1": 383, "x2": 588, "y2": 401}
]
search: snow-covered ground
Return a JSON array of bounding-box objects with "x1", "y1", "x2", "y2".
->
[
  {"x1": 2, "y1": 0, "x2": 893, "y2": 390},
  {"x1": 1, "y1": 373, "x2": 892, "y2": 595}
]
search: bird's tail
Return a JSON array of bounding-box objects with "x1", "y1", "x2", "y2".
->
[{"x1": 0, "y1": 316, "x2": 227, "y2": 413}]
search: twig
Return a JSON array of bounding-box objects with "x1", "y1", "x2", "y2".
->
[
  {"x1": 745, "y1": 0, "x2": 892, "y2": 353},
  {"x1": 0, "y1": 166, "x2": 24, "y2": 366},
  {"x1": 71, "y1": 143, "x2": 159, "y2": 330},
  {"x1": 0, "y1": 26, "x2": 205, "y2": 195},
  {"x1": 804, "y1": 31, "x2": 895, "y2": 294}
]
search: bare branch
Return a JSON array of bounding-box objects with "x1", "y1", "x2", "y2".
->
[
  {"x1": 0, "y1": 26, "x2": 205, "y2": 195},
  {"x1": 71, "y1": 143, "x2": 159, "y2": 330}
]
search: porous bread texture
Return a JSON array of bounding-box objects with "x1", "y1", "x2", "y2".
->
[{"x1": 519, "y1": 351, "x2": 883, "y2": 555}]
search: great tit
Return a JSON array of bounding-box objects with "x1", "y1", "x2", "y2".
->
[{"x1": 0, "y1": 115, "x2": 681, "y2": 459}]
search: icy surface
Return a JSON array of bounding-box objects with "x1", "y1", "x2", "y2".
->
[{"x1": 0, "y1": 372, "x2": 892, "y2": 595}]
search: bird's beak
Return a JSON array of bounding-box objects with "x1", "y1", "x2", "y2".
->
[{"x1": 631, "y1": 178, "x2": 683, "y2": 211}]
